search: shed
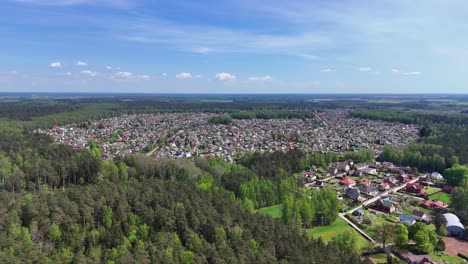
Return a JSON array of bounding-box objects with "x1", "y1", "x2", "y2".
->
[
  {"x1": 443, "y1": 213, "x2": 465, "y2": 238},
  {"x1": 400, "y1": 214, "x2": 416, "y2": 225}
]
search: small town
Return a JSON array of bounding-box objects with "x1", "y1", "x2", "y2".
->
[{"x1": 37, "y1": 110, "x2": 419, "y2": 161}]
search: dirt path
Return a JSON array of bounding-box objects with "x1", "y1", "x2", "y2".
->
[{"x1": 442, "y1": 237, "x2": 468, "y2": 257}]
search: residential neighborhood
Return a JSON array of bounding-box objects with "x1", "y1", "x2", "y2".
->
[{"x1": 37, "y1": 110, "x2": 419, "y2": 161}]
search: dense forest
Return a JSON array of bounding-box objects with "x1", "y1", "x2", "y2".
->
[{"x1": 0, "y1": 125, "x2": 359, "y2": 263}]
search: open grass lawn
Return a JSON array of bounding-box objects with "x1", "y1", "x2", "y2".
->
[
  {"x1": 307, "y1": 218, "x2": 374, "y2": 252},
  {"x1": 368, "y1": 253, "x2": 388, "y2": 264},
  {"x1": 430, "y1": 252, "x2": 466, "y2": 264},
  {"x1": 423, "y1": 186, "x2": 442, "y2": 195},
  {"x1": 256, "y1": 204, "x2": 283, "y2": 219},
  {"x1": 429, "y1": 192, "x2": 451, "y2": 204}
]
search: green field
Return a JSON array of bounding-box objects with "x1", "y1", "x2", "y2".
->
[
  {"x1": 430, "y1": 252, "x2": 465, "y2": 264},
  {"x1": 256, "y1": 204, "x2": 283, "y2": 219},
  {"x1": 423, "y1": 186, "x2": 442, "y2": 195},
  {"x1": 429, "y1": 192, "x2": 452, "y2": 204},
  {"x1": 307, "y1": 218, "x2": 374, "y2": 252}
]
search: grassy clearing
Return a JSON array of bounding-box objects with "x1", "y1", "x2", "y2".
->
[
  {"x1": 430, "y1": 252, "x2": 466, "y2": 264},
  {"x1": 307, "y1": 218, "x2": 374, "y2": 252},
  {"x1": 256, "y1": 204, "x2": 283, "y2": 219},
  {"x1": 429, "y1": 192, "x2": 452, "y2": 204},
  {"x1": 423, "y1": 186, "x2": 442, "y2": 195},
  {"x1": 368, "y1": 253, "x2": 388, "y2": 264}
]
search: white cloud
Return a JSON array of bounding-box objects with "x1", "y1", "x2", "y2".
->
[
  {"x1": 176, "y1": 72, "x2": 192, "y2": 79},
  {"x1": 300, "y1": 54, "x2": 320, "y2": 60},
  {"x1": 50, "y1": 62, "x2": 62, "y2": 68},
  {"x1": 248, "y1": 75, "x2": 272, "y2": 81},
  {"x1": 161, "y1": 73, "x2": 167, "y2": 76},
  {"x1": 64, "y1": 72, "x2": 72, "y2": 76},
  {"x1": 80, "y1": 70, "x2": 98, "y2": 77},
  {"x1": 215, "y1": 72, "x2": 236, "y2": 81},
  {"x1": 374, "y1": 71, "x2": 381, "y2": 75},
  {"x1": 359, "y1": 67, "x2": 372, "y2": 71},
  {"x1": 76, "y1": 61, "x2": 88, "y2": 66},
  {"x1": 194, "y1": 75, "x2": 202, "y2": 78},
  {"x1": 105, "y1": 66, "x2": 112, "y2": 70},
  {"x1": 114, "y1": 71, "x2": 150, "y2": 80},
  {"x1": 320, "y1": 68, "x2": 335, "y2": 73},
  {"x1": 403, "y1": 71, "x2": 421, "y2": 75},
  {"x1": 193, "y1": 47, "x2": 213, "y2": 54},
  {"x1": 391, "y1": 69, "x2": 400, "y2": 73}
]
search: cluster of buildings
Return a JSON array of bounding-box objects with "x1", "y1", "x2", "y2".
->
[
  {"x1": 303, "y1": 160, "x2": 465, "y2": 239},
  {"x1": 37, "y1": 111, "x2": 419, "y2": 161}
]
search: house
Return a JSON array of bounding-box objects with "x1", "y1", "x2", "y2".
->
[
  {"x1": 430, "y1": 172, "x2": 443, "y2": 180},
  {"x1": 362, "y1": 167, "x2": 377, "y2": 175},
  {"x1": 337, "y1": 162, "x2": 350, "y2": 172},
  {"x1": 384, "y1": 177, "x2": 398, "y2": 187},
  {"x1": 418, "y1": 175, "x2": 430, "y2": 185},
  {"x1": 360, "y1": 178, "x2": 371, "y2": 186},
  {"x1": 400, "y1": 214, "x2": 416, "y2": 225},
  {"x1": 314, "y1": 180, "x2": 324, "y2": 188},
  {"x1": 382, "y1": 161, "x2": 395, "y2": 169},
  {"x1": 412, "y1": 210, "x2": 427, "y2": 222},
  {"x1": 340, "y1": 177, "x2": 356, "y2": 188},
  {"x1": 360, "y1": 185, "x2": 378, "y2": 196},
  {"x1": 443, "y1": 213, "x2": 465, "y2": 238},
  {"x1": 346, "y1": 188, "x2": 361, "y2": 201},
  {"x1": 376, "y1": 198, "x2": 396, "y2": 213},
  {"x1": 378, "y1": 182, "x2": 390, "y2": 191},
  {"x1": 304, "y1": 172, "x2": 317, "y2": 182},
  {"x1": 353, "y1": 169, "x2": 363, "y2": 177},
  {"x1": 419, "y1": 200, "x2": 449, "y2": 210},
  {"x1": 327, "y1": 167, "x2": 338, "y2": 176},
  {"x1": 394, "y1": 249, "x2": 436, "y2": 264},
  {"x1": 397, "y1": 174, "x2": 409, "y2": 183},
  {"x1": 406, "y1": 183, "x2": 424, "y2": 195},
  {"x1": 352, "y1": 209, "x2": 364, "y2": 217}
]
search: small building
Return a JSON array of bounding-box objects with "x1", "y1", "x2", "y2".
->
[
  {"x1": 400, "y1": 214, "x2": 416, "y2": 225},
  {"x1": 384, "y1": 177, "x2": 398, "y2": 187},
  {"x1": 412, "y1": 210, "x2": 428, "y2": 222},
  {"x1": 419, "y1": 200, "x2": 448, "y2": 210},
  {"x1": 360, "y1": 178, "x2": 371, "y2": 186},
  {"x1": 360, "y1": 185, "x2": 378, "y2": 196},
  {"x1": 337, "y1": 162, "x2": 350, "y2": 172},
  {"x1": 362, "y1": 167, "x2": 377, "y2": 175},
  {"x1": 352, "y1": 209, "x2": 364, "y2": 217},
  {"x1": 443, "y1": 213, "x2": 465, "y2": 238},
  {"x1": 346, "y1": 188, "x2": 361, "y2": 201},
  {"x1": 377, "y1": 198, "x2": 396, "y2": 213},
  {"x1": 378, "y1": 182, "x2": 391, "y2": 191},
  {"x1": 340, "y1": 177, "x2": 356, "y2": 188},
  {"x1": 327, "y1": 167, "x2": 338, "y2": 176},
  {"x1": 406, "y1": 183, "x2": 424, "y2": 195},
  {"x1": 430, "y1": 172, "x2": 443, "y2": 180},
  {"x1": 314, "y1": 180, "x2": 324, "y2": 188},
  {"x1": 397, "y1": 174, "x2": 409, "y2": 183}
]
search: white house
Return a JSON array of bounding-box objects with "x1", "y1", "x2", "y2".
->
[
  {"x1": 362, "y1": 167, "x2": 377, "y2": 175},
  {"x1": 430, "y1": 172, "x2": 443, "y2": 180}
]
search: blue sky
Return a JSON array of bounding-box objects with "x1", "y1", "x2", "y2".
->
[{"x1": 1, "y1": 0, "x2": 468, "y2": 93}]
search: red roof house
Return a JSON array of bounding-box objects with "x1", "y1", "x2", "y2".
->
[{"x1": 340, "y1": 177, "x2": 356, "y2": 187}]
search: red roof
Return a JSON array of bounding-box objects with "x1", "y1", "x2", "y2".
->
[
  {"x1": 340, "y1": 177, "x2": 356, "y2": 185},
  {"x1": 406, "y1": 183, "x2": 423, "y2": 190},
  {"x1": 419, "y1": 200, "x2": 448, "y2": 209}
]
